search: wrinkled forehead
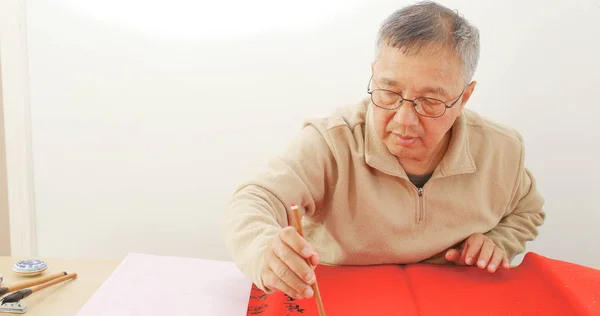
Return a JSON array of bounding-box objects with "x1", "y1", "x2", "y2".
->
[{"x1": 374, "y1": 44, "x2": 464, "y2": 94}]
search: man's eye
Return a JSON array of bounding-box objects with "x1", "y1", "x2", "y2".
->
[{"x1": 420, "y1": 98, "x2": 441, "y2": 106}]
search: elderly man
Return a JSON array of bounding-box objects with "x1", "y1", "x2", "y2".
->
[{"x1": 222, "y1": 1, "x2": 545, "y2": 300}]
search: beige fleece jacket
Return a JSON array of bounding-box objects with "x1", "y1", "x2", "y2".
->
[{"x1": 222, "y1": 98, "x2": 545, "y2": 291}]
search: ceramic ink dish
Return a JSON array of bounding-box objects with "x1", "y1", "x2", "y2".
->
[{"x1": 11, "y1": 260, "x2": 48, "y2": 276}]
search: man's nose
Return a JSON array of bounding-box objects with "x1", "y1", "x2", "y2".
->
[{"x1": 393, "y1": 101, "x2": 420, "y2": 127}]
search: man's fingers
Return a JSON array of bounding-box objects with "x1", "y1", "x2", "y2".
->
[
  {"x1": 260, "y1": 229, "x2": 321, "y2": 299},
  {"x1": 502, "y1": 256, "x2": 510, "y2": 269},
  {"x1": 444, "y1": 234, "x2": 510, "y2": 272},
  {"x1": 310, "y1": 253, "x2": 320, "y2": 268},
  {"x1": 268, "y1": 248, "x2": 315, "y2": 298},
  {"x1": 464, "y1": 235, "x2": 484, "y2": 265},
  {"x1": 273, "y1": 238, "x2": 316, "y2": 286},
  {"x1": 280, "y1": 227, "x2": 315, "y2": 259},
  {"x1": 445, "y1": 248, "x2": 461, "y2": 263},
  {"x1": 487, "y1": 247, "x2": 505, "y2": 272},
  {"x1": 456, "y1": 242, "x2": 469, "y2": 265},
  {"x1": 477, "y1": 239, "x2": 495, "y2": 269},
  {"x1": 262, "y1": 266, "x2": 304, "y2": 299}
]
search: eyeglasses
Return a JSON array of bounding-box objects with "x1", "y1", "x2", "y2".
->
[{"x1": 367, "y1": 74, "x2": 465, "y2": 118}]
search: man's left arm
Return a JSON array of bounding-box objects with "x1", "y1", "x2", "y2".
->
[{"x1": 484, "y1": 139, "x2": 546, "y2": 262}]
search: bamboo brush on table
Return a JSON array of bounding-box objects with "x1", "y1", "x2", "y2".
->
[
  {"x1": 0, "y1": 273, "x2": 77, "y2": 305},
  {"x1": 290, "y1": 202, "x2": 326, "y2": 316},
  {"x1": 0, "y1": 271, "x2": 67, "y2": 297}
]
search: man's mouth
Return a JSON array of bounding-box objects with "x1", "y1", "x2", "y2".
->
[{"x1": 392, "y1": 133, "x2": 418, "y2": 146}]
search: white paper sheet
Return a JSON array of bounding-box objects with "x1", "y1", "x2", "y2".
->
[{"x1": 76, "y1": 253, "x2": 251, "y2": 316}]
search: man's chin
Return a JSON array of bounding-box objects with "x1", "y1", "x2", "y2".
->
[
  {"x1": 387, "y1": 144, "x2": 421, "y2": 160},
  {"x1": 393, "y1": 152, "x2": 418, "y2": 160}
]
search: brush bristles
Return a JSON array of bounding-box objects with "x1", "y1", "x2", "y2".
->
[{"x1": 0, "y1": 291, "x2": 25, "y2": 305}]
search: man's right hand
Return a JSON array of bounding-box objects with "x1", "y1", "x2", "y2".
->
[{"x1": 260, "y1": 226, "x2": 320, "y2": 299}]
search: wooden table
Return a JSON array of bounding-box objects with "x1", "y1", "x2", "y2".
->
[
  {"x1": 0, "y1": 256, "x2": 598, "y2": 315},
  {"x1": 0, "y1": 257, "x2": 121, "y2": 315}
]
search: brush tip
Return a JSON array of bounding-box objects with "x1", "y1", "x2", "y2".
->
[
  {"x1": 290, "y1": 202, "x2": 298, "y2": 210},
  {"x1": 0, "y1": 290, "x2": 25, "y2": 305}
]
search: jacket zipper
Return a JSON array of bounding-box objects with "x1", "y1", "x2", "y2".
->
[{"x1": 417, "y1": 187, "x2": 424, "y2": 223}]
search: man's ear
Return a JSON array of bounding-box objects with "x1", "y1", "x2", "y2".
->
[{"x1": 459, "y1": 80, "x2": 477, "y2": 111}]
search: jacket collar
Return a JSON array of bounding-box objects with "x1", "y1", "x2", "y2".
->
[{"x1": 364, "y1": 104, "x2": 476, "y2": 179}]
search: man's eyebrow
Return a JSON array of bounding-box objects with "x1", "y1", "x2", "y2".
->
[
  {"x1": 379, "y1": 77, "x2": 398, "y2": 86},
  {"x1": 375, "y1": 76, "x2": 452, "y2": 97},
  {"x1": 418, "y1": 86, "x2": 450, "y2": 97}
]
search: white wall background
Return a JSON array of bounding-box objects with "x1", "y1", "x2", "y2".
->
[{"x1": 20, "y1": 0, "x2": 600, "y2": 265}]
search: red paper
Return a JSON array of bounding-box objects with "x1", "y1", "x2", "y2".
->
[{"x1": 246, "y1": 252, "x2": 600, "y2": 315}]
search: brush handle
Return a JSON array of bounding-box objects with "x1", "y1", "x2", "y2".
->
[
  {"x1": 291, "y1": 206, "x2": 305, "y2": 236},
  {"x1": 0, "y1": 273, "x2": 77, "y2": 305},
  {"x1": 30, "y1": 273, "x2": 77, "y2": 293},
  {"x1": 7, "y1": 272, "x2": 67, "y2": 292},
  {"x1": 291, "y1": 205, "x2": 326, "y2": 316}
]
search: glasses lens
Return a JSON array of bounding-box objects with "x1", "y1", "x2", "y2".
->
[
  {"x1": 415, "y1": 98, "x2": 446, "y2": 117},
  {"x1": 371, "y1": 90, "x2": 401, "y2": 109}
]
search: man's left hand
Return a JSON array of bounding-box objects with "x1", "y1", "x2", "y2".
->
[{"x1": 444, "y1": 233, "x2": 509, "y2": 272}]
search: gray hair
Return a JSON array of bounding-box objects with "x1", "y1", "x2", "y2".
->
[{"x1": 375, "y1": 1, "x2": 480, "y2": 83}]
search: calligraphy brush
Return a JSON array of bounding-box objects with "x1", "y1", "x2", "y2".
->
[
  {"x1": 0, "y1": 273, "x2": 77, "y2": 305},
  {"x1": 0, "y1": 271, "x2": 67, "y2": 297},
  {"x1": 290, "y1": 202, "x2": 326, "y2": 316}
]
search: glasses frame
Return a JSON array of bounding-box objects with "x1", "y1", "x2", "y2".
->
[{"x1": 367, "y1": 74, "x2": 466, "y2": 118}]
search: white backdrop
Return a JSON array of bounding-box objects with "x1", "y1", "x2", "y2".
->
[{"x1": 22, "y1": 0, "x2": 600, "y2": 265}]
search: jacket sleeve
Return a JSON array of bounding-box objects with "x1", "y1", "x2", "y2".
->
[
  {"x1": 221, "y1": 123, "x2": 337, "y2": 291},
  {"x1": 484, "y1": 136, "x2": 546, "y2": 262}
]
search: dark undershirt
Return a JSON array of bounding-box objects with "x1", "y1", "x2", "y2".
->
[{"x1": 407, "y1": 172, "x2": 433, "y2": 188}]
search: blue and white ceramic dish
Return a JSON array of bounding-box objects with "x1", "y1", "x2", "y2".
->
[{"x1": 12, "y1": 259, "x2": 48, "y2": 276}]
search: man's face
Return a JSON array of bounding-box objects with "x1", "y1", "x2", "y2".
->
[{"x1": 371, "y1": 44, "x2": 476, "y2": 163}]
